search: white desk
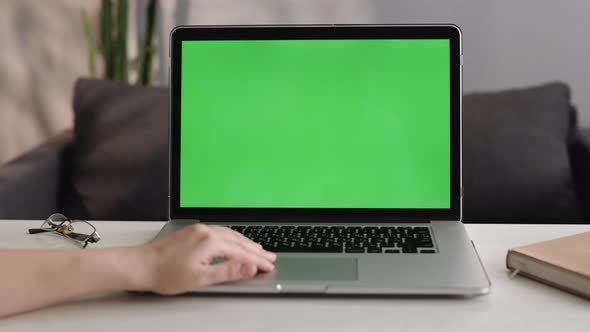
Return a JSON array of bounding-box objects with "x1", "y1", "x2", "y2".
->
[{"x1": 0, "y1": 220, "x2": 588, "y2": 331}]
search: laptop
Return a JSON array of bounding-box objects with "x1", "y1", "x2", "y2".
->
[{"x1": 156, "y1": 24, "x2": 490, "y2": 296}]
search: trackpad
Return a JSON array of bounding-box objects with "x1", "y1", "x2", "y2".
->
[{"x1": 274, "y1": 257, "x2": 358, "y2": 281}]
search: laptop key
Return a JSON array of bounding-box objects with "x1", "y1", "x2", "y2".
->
[
  {"x1": 345, "y1": 247, "x2": 365, "y2": 253},
  {"x1": 367, "y1": 247, "x2": 382, "y2": 253},
  {"x1": 402, "y1": 247, "x2": 418, "y2": 253}
]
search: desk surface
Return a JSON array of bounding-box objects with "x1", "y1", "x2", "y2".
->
[{"x1": 0, "y1": 220, "x2": 588, "y2": 331}]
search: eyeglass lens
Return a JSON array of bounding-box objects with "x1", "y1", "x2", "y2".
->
[
  {"x1": 43, "y1": 213, "x2": 68, "y2": 228},
  {"x1": 63, "y1": 221, "x2": 96, "y2": 243}
]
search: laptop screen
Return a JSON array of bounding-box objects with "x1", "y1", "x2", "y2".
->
[{"x1": 180, "y1": 39, "x2": 450, "y2": 209}]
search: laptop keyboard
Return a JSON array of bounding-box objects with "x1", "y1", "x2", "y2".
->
[{"x1": 228, "y1": 225, "x2": 435, "y2": 254}]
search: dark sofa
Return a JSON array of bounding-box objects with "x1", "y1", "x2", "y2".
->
[{"x1": 1, "y1": 79, "x2": 589, "y2": 223}]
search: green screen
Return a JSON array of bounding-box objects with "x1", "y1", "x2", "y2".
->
[{"x1": 180, "y1": 39, "x2": 450, "y2": 208}]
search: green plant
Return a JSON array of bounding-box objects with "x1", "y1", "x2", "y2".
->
[{"x1": 81, "y1": 0, "x2": 157, "y2": 85}]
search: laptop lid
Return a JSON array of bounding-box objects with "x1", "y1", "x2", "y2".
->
[{"x1": 169, "y1": 25, "x2": 462, "y2": 222}]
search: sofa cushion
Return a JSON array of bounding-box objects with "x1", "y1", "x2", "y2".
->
[
  {"x1": 63, "y1": 79, "x2": 168, "y2": 220},
  {"x1": 462, "y1": 82, "x2": 581, "y2": 222},
  {"x1": 63, "y1": 79, "x2": 582, "y2": 222}
]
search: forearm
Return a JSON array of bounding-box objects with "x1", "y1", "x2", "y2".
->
[
  {"x1": 0, "y1": 247, "x2": 147, "y2": 318},
  {"x1": 0, "y1": 224, "x2": 276, "y2": 318}
]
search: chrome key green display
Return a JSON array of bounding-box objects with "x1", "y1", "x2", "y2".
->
[{"x1": 180, "y1": 39, "x2": 450, "y2": 208}]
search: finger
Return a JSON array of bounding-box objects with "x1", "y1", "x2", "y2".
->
[
  {"x1": 202, "y1": 241, "x2": 275, "y2": 273},
  {"x1": 209, "y1": 226, "x2": 277, "y2": 262},
  {"x1": 220, "y1": 242, "x2": 275, "y2": 272},
  {"x1": 222, "y1": 226, "x2": 263, "y2": 247},
  {"x1": 210, "y1": 225, "x2": 263, "y2": 249},
  {"x1": 201, "y1": 260, "x2": 258, "y2": 285}
]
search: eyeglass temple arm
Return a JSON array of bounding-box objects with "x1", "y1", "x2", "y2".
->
[
  {"x1": 29, "y1": 228, "x2": 97, "y2": 241},
  {"x1": 28, "y1": 228, "x2": 54, "y2": 235},
  {"x1": 67, "y1": 232, "x2": 99, "y2": 243}
]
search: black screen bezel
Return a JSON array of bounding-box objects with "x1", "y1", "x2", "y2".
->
[{"x1": 169, "y1": 24, "x2": 462, "y2": 222}]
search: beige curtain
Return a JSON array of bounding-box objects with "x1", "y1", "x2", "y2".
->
[{"x1": 0, "y1": 0, "x2": 371, "y2": 164}]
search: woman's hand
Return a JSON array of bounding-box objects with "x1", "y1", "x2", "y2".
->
[
  {"x1": 0, "y1": 223, "x2": 275, "y2": 317},
  {"x1": 137, "y1": 224, "x2": 277, "y2": 295}
]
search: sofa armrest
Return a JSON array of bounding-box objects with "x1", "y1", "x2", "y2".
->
[
  {"x1": 0, "y1": 130, "x2": 73, "y2": 219},
  {"x1": 570, "y1": 128, "x2": 590, "y2": 217}
]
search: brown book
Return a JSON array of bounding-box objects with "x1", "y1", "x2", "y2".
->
[{"x1": 506, "y1": 231, "x2": 590, "y2": 300}]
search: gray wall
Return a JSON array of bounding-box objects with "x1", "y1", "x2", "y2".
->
[
  {"x1": 374, "y1": 0, "x2": 590, "y2": 127},
  {"x1": 2, "y1": 0, "x2": 589, "y2": 163}
]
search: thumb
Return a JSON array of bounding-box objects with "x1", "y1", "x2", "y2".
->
[{"x1": 202, "y1": 260, "x2": 257, "y2": 286}]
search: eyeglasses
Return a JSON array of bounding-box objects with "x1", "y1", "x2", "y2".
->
[{"x1": 28, "y1": 213, "x2": 101, "y2": 248}]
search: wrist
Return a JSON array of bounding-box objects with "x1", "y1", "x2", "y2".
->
[{"x1": 119, "y1": 245, "x2": 156, "y2": 292}]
